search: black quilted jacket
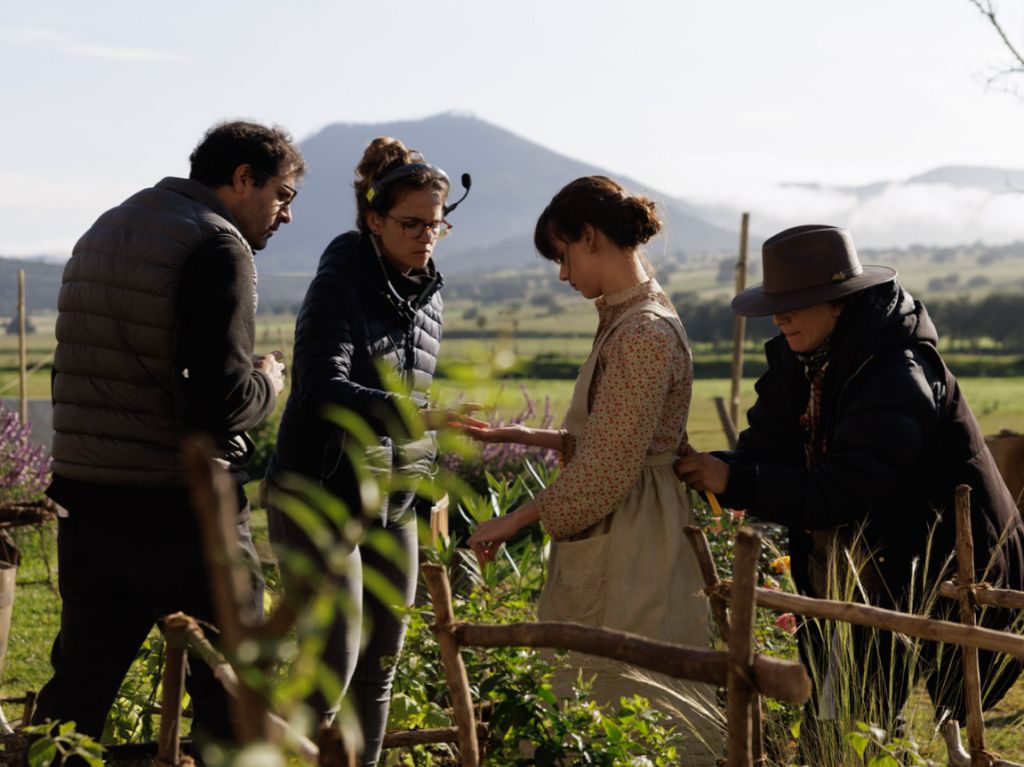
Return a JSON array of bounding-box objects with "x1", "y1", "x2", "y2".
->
[
  {"x1": 717, "y1": 281, "x2": 1024, "y2": 715},
  {"x1": 269, "y1": 231, "x2": 443, "y2": 507}
]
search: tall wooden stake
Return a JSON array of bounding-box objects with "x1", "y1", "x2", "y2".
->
[
  {"x1": 422, "y1": 564, "x2": 479, "y2": 766},
  {"x1": 729, "y1": 214, "x2": 749, "y2": 430},
  {"x1": 18, "y1": 270, "x2": 27, "y2": 424},
  {"x1": 157, "y1": 616, "x2": 191, "y2": 767},
  {"x1": 954, "y1": 484, "x2": 989, "y2": 767},
  {"x1": 726, "y1": 527, "x2": 760, "y2": 767}
]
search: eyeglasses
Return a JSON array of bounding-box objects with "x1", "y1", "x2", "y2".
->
[
  {"x1": 386, "y1": 213, "x2": 451, "y2": 240},
  {"x1": 279, "y1": 183, "x2": 298, "y2": 206}
]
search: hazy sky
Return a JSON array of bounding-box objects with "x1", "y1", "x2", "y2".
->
[{"x1": 2, "y1": 0, "x2": 1023, "y2": 255}]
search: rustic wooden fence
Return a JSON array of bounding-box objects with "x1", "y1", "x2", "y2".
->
[
  {"x1": 685, "y1": 483, "x2": 1024, "y2": 767},
  {"x1": 98, "y1": 453, "x2": 1024, "y2": 767}
]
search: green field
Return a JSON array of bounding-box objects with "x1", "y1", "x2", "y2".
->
[{"x1": 2, "y1": 312, "x2": 1023, "y2": 453}]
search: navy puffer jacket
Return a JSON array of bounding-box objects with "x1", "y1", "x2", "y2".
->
[{"x1": 269, "y1": 231, "x2": 443, "y2": 510}]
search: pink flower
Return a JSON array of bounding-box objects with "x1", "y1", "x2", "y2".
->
[{"x1": 774, "y1": 612, "x2": 797, "y2": 635}]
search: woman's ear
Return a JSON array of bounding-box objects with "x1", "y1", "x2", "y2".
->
[
  {"x1": 581, "y1": 224, "x2": 597, "y2": 252},
  {"x1": 366, "y1": 210, "x2": 383, "y2": 237}
]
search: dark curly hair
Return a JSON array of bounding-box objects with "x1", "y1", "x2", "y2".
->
[
  {"x1": 189, "y1": 120, "x2": 306, "y2": 188},
  {"x1": 534, "y1": 176, "x2": 662, "y2": 262},
  {"x1": 353, "y1": 136, "x2": 450, "y2": 236}
]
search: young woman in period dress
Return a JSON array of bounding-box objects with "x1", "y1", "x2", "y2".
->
[{"x1": 465, "y1": 176, "x2": 721, "y2": 764}]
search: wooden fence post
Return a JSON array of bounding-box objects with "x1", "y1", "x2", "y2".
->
[
  {"x1": 183, "y1": 437, "x2": 268, "y2": 744},
  {"x1": 421, "y1": 564, "x2": 479, "y2": 766},
  {"x1": 726, "y1": 528, "x2": 759, "y2": 767},
  {"x1": 157, "y1": 615, "x2": 191, "y2": 767},
  {"x1": 684, "y1": 525, "x2": 731, "y2": 638},
  {"x1": 18, "y1": 270, "x2": 27, "y2": 425},
  {"x1": 714, "y1": 396, "x2": 740, "y2": 449},
  {"x1": 954, "y1": 484, "x2": 990, "y2": 767},
  {"x1": 729, "y1": 213, "x2": 749, "y2": 430}
]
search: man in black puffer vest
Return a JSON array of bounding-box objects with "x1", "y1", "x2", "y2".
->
[{"x1": 32, "y1": 121, "x2": 305, "y2": 751}]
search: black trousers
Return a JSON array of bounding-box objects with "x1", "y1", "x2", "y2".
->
[
  {"x1": 267, "y1": 499, "x2": 417, "y2": 767},
  {"x1": 32, "y1": 501, "x2": 264, "y2": 747}
]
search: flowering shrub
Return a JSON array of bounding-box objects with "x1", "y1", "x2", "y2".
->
[{"x1": 0, "y1": 404, "x2": 51, "y2": 507}]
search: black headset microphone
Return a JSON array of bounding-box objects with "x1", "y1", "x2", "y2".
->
[
  {"x1": 366, "y1": 163, "x2": 472, "y2": 216},
  {"x1": 443, "y1": 173, "x2": 472, "y2": 216}
]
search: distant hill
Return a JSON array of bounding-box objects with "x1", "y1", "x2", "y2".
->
[
  {"x1": 261, "y1": 112, "x2": 737, "y2": 275},
  {"x1": 0, "y1": 258, "x2": 62, "y2": 319}
]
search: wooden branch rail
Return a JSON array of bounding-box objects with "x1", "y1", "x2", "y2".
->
[
  {"x1": 452, "y1": 622, "x2": 810, "y2": 704},
  {"x1": 381, "y1": 724, "x2": 487, "y2": 748},
  {"x1": 713, "y1": 584, "x2": 1024, "y2": 660},
  {"x1": 939, "y1": 581, "x2": 1024, "y2": 611}
]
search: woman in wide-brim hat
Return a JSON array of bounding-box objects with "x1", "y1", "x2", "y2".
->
[{"x1": 677, "y1": 224, "x2": 1024, "y2": 759}]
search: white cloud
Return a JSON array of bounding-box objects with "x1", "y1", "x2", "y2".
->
[{"x1": 1, "y1": 23, "x2": 176, "y2": 62}]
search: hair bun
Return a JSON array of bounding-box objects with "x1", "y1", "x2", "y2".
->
[
  {"x1": 621, "y1": 194, "x2": 662, "y2": 245},
  {"x1": 356, "y1": 137, "x2": 412, "y2": 185}
]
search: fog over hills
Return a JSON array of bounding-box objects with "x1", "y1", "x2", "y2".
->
[
  {"x1": 696, "y1": 165, "x2": 1024, "y2": 249},
  {"x1": 261, "y1": 113, "x2": 737, "y2": 275}
]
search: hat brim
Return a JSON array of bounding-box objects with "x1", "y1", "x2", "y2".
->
[{"x1": 731, "y1": 265, "x2": 897, "y2": 317}]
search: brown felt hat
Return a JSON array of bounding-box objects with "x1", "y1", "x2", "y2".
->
[{"x1": 731, "y1": 224, "x2": 897, "y2": 317}]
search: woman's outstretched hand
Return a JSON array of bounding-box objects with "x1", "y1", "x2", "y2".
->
[
  {"x1": 675, "y1": 450, "x2": 730, "y2": 495},
  {"x1": 456, "y1": 421, "x2": 533, "y2": 445}
]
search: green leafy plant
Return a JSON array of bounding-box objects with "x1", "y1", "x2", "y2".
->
[
  {"x1": 24, "y1": 720, "x2": 105, "y2": 767},
  {"x1": 845, "y1": 721, "x2": 934, "y2": 767},
  {"x1": 103, "y1": 632, "x2": 167, "y2": 744}
]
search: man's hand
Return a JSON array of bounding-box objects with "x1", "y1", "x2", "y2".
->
[
  {"x1": 255, "y1": 352, "x2": 286, "y2": 396},
  {"x1": 675, "y1": 451, "x2": 730, "y2": 495}
]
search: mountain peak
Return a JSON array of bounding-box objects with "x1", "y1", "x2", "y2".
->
[{"x1": 264, "y1": 115, "x2": 736, "y2": 275}]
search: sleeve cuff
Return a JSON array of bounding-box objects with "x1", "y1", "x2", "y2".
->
[{"x1": 719, "y1": 461, "x2": 757, "y2": 510}]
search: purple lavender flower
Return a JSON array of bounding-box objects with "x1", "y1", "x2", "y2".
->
[
  {"x1": 446, "y1": 386, "x2": 560, "y2": 490},
  {"x1": 0, "y1": 404, "x2": 52, "y2": 506}
]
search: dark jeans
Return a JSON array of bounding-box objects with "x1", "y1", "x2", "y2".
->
[
  {"x1": 267, "y1": 493, "x2": 418, "y2": 767},
  {"x1": 32, "y1": 501, "x2": 264, "y2": 749}
]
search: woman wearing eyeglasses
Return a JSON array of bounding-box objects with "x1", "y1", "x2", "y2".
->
[{"x1": 265, "y1": 137, "x2": 472, "y2": 765}]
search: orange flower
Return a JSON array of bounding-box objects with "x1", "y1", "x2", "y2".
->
[{"x1": 770, "y1": 555, "x2": 791, "y2": 574}]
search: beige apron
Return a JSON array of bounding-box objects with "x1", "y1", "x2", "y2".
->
[{"x1": 537, "y1": 296, "x2": 722, "y2": 763}]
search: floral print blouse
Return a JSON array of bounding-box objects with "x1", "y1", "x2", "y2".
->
[{"x1": 534, "y1": 279, "x2": 693, "y2": 540}]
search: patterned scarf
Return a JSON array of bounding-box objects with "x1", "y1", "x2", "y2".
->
[{"x1": 796, "y1": 335, "x2": 833, "y2": 468}]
